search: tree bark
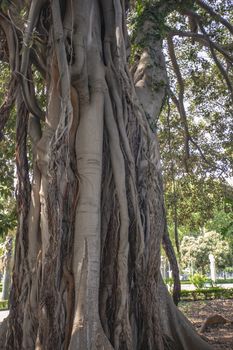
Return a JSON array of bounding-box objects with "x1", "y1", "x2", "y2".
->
[
  {"x1": 163, "y1": 229, "x2": 181, "y2": 306},
  {"x1": 0, "y1": 1, "x2": 213, "y2": 349}
]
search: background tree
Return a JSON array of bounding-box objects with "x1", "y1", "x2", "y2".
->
[
  {"x1": 0, "y1": 1, "x2": 232, "y2": 349},
  {"x1": 0, "y1": 62, "x2": 16, "y2": 237},
  {"x1": 158, "y1": 0, "x2": 233, "y2": 255},
  {"x1": 180, "y1": 230, "x2": 232, "y2": 275},
  {"x1": 0, "y1": 63, "x2": 16, "y2": 303}
]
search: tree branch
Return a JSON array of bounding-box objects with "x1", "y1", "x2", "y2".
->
[
  {"x1": 169, "y1": 29, "x2": 233, "y2": 64},
  {"x1": 0, "y1": 13, "x2": 17, "y2": 70},
  {"x1": 20, "y1": 0, "x2": 46, "y2": 119},
  {"x1": 198, "y1": 21, "x2": 233, "y2": 99},
  {"x1": 195, "y1": 0, "x2": 233, "y2": 35},
  {"x1": 169, "y1": 89, "x2": 226, "y2": 173},
  {"x1": 167, "y1": 36, "x2": 190, "y2": 169}
]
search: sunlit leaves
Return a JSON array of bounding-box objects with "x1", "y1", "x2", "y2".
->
[
  {"x1": 180, "y1": 231, "x2": 232, "y2": 273},
  {"x1": 0, "y1": 63, "x2": 16, "y2": 237},
  {"x1": 159, "y1": 0, "x2": 232, "y2": 252}
]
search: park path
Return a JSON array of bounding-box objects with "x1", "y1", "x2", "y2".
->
[{"x1": 0, "y1": 310, "x2": 9, "y2": 323}]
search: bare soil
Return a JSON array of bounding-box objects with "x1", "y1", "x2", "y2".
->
[{"x1": 179, "y1": 299, "x2": 233, "y2": 349}]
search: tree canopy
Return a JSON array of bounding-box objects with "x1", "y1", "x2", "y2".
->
[{"x1": 180, "y1": 230, "x2": 232, "y2": 274}]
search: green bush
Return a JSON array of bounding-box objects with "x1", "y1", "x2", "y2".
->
[
  {"x1": 0, "y1": 300, "x2": 8, "y2": 309},
  {"x1": 216, "y1": 278, "x2": 233, "y2": 284},
  {"x1": 180, "y1": 278, "x2": 233, "y2": 284},
  {"x1": 189, "y1": 273, "x2": 207, "y2": 288},
  {"x1": 180, "y1": 287, "x2": 233, "y2": 301}
]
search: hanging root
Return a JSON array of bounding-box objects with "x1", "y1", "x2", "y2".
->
[
  {"x1": 20, "y1": 0, "x2": 46, "y2": 119},
  {"x1": 104, "y1": 89, "x2": 132, "y2": 348}
]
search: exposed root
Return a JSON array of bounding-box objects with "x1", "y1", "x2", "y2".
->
[
  {"x1": 104, "y1": 89, "x2": 132, "y2": 348},
  {"x1": 159, "y1": 279, "x2": 213, "y2": 350},
  {"x1": 200, "y1": 314, "x2": 232, "y2": 334}
]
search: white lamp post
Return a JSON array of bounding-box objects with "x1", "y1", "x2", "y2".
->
[{"x1": 209, "y1": 253, "x2": 216, "y2": 282}]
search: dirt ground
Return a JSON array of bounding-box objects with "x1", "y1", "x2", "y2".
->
[
  {"x1": 0, "y1": 301, "x2": 232, "y2": 348},
  {"x1": 179, "y1": 299, "x2": 233, "y2": 349}
]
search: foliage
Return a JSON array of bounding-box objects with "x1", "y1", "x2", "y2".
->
[
  {"x1": 165, "y1": 277, "x2": 174, "y2": 293},
  {"x1": 129, "y1": 1, "x2": 172, "y2": 40},
  {"x1": 181, "y1": 278, "x2": 233, "y2": 284},
  {"x1": 0, "y1": 300, "x2": 8, "y2": 310},
  {"x1": 164, "y1": 176, "x2": 226, "y2": 238},
  {"x1": 180, "y1": 231, "x2": 232, "y2": 274},
  {"x1": 224, "y1": 268, "x2": 233, "y2": 274},
  {"x1": 158, "y1": 0, "x2": 233, "y2": 253},
  {"x1": 189, "y1": 273, "x2": 207, "y2": 288},
  {"x1": 180, "y1": 287, "x2": 233, "y2": 301},
  {"x1": 206, "y1": 208, "x2": 233, "y2": 241},
  {"x1": 0, "y1": 198, "x2": 17, "y2": 237},
  {"x1": 0, "y1": 63, "x2": 16, "y2": 237}
]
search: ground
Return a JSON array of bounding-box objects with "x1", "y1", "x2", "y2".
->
[
  {"x1": 179, "y1": 299, "x2": 233, "y2": 349},
  {"x1": 0, "y1": 300, "x2": 233, "y2": 348}
]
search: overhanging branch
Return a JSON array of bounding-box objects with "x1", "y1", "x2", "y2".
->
[
  {"x1": 167, "y1": 35, "x2": 190, "y2": 169},
  {"x1": 169, "y1": 29, "x2": 233, "y2": 64},
  {"x1": 195, "y1": 0, "x2": 233, "y2": 35},
  {"x1": 197, "y1": 21, "x2": 233, "y2": 100}
]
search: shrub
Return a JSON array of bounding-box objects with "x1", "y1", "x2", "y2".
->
[
  {"x1": 180, "y1": 278, "x2": 233, "y2": 284},
  {"x1": 180, "y1": 287, "x2": 233, "y2": 301},
  {"x1": 0, "y1": 300, "x2": 8, "y2": 309},
  {"x1": 189, "y1": 273, "x2": 207, "y2": 288}
]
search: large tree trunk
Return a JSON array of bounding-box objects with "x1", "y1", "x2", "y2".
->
[{"x1": 0, "y1": 1, "x2": 213, "y2": 349}]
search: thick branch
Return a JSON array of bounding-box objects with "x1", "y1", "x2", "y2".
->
[{"x1": 0, "y1": 14, "x2": 17, "y2": 70}]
